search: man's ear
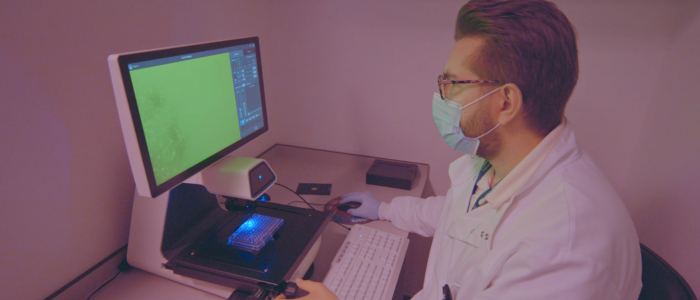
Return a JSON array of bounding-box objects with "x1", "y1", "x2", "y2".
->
[{"x1": 495, "y1": 83, "x2": 523, "y2": 126}]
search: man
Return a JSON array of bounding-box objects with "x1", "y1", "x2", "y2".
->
[{"x1": 282, "y1": 0, "x2": 642, "y2": 299}]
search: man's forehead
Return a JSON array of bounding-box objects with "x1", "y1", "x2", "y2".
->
[
  {"x1": 444, "y1": 37, "x2": 484, "y2": 79},
  {"x1": 443, "y1": 56, "x2": 478, "y2": 80}
]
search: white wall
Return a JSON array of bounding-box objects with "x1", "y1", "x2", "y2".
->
[{"x1": 1, "y1": 1, "x2": 699, "y2": 298}]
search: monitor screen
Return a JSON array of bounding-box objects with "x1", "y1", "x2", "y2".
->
[{"x1": 108, "y1": 37, "x2": 267, "y2": 198}]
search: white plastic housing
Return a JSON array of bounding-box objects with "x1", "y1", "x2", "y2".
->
[
  {"x1": 108, "y1": 54, "x2": 154, "y2": 198},
  {"x1": 201, "y1": 156, "x2": 276, "y2": 200}
]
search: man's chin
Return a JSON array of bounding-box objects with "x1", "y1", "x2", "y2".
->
[{"x1": 476, "y1": 139, "x2": 501, "y2": 160}]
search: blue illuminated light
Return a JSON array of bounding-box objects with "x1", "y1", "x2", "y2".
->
[
  {"x1": 258, "y1": 175, "x2": 262, "y2": 179},
  {"x1": 228, "y1": 214, "x2": 284, "y2": 251},
  {"x1": 239, "y1": 218, "x2": 258, "y2": 231}
]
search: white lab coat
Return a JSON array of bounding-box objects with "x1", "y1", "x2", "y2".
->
[{"x1": 385, "y1": 123, "x2": 642, "y2": 300}]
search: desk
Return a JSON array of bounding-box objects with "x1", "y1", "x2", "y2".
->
[{"x1": 91, "y1": 145, "x2": 432, "y2": 300}]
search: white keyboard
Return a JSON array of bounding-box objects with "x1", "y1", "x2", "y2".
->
[{"x1": 323, "y1": 224, "x2": 410, "y2": 300}]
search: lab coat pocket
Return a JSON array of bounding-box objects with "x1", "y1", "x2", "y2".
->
[
  {"x1": 445, "y1": 211, "x2": 492, "y2": 252},
  {"x1": 445, "y1": 223, "x2": 490, "y2": 300}
]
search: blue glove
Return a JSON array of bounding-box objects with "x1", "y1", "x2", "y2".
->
[{"x1": 339, "y1": 191, "x2": 381, "y2": 220}]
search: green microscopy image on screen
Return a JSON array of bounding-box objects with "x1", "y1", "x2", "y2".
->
[{"x1": 130, "y1": 53, "x2": 241, "y2": 185}]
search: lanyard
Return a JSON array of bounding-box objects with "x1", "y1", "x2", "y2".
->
[{"x1": 469, "y1": 161, "x2": 496, "y2": 211}]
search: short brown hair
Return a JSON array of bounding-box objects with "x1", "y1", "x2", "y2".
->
[{"x1": 455, "y1": 0, "x2": 578, "y2": 136}]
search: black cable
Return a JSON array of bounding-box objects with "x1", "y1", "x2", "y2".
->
[
  {"x1": 274, "y1": 184, "x2": 351, "y2": 231},
  {"x1": 287, "y1": 201, "x2": 326, "y2": 207},
  {"x1": 335, "y1": 222, "x2": 351, "y2": 231},
  {"x1": 286, "y1": 202, "x2": 352, "y2": 231},
  {"x1": 274, "y1": 183, "x2": 317, "y2": 211},
  {"x1": 85, "y1": 270, "x2": 122, "y2": 300}
]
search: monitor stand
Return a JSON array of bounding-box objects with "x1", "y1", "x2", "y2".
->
[{"x1": 126, "y1": 183, "x2": 330, "y2": 298}]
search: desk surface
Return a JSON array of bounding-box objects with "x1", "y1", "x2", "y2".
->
[
  {"x1": 259, "y1": 145, "x2": 430, "y2": 283},
  {"x1": 91, "y1": 145, "x2": 430, "y2": 299},
  {"x1": 259, "y1": 144, "x2": 429, "y2": 205}
]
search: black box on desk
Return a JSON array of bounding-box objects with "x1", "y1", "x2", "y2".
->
[{"x1": 366, "y1": 159, "x2": 417, "y2": 190}]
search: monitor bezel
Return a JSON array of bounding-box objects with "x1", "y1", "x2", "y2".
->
[{"x1": 115, "y1": 37, "x2": 268, "y2": 198}]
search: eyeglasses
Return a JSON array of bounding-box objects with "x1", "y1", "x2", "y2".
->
[{"x1": 438, "y1": 74, "x2": 500, "y2": 100}]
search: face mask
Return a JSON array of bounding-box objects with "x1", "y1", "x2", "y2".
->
[{"x1": 431, "y1": 87, "x2": 502, "y2": 156}]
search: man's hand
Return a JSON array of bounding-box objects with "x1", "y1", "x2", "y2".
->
[
  {"x1": 339, "y1": 191, "x2": 382, "y2": 220},
  {"x1": 274, "y1": 279, "x2": 339, "y2": 300}
]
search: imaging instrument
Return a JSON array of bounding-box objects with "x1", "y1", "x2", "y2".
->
[{"x1": 108, "y1": 37, "x2": 330, "y2": 298}]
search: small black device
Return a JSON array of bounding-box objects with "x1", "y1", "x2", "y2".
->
[
  {"x1": 366, "y1": 159, "x2": 418, "y2": 190},
  {"x1": 296, "y1": 183, "x2": 332, "y2": 195}
]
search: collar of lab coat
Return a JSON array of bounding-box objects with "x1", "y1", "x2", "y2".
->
[{"x1": 448, "y1": 119, "x2": 577, "y2": 211}]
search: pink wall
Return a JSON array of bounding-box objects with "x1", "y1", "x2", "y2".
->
[
  {"x1": 620, "y1": 4, "x2": 700, "y2": 289},
  {"x1": 263, "y1": 0, "x2": 700, "y2": 293},
  {"x1": 263, "y1": 0, "x2": 464, "y2": 195},
  {"x1": 1, "y1": 0, "x2": 699, "y2": 298},
  {"x1": 0, "y1": 2, "x2": 276, "y2": 299}
]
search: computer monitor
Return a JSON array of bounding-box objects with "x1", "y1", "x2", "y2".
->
[{"x1": 108, "y1": 37, "x2": 268, "y2": 198}]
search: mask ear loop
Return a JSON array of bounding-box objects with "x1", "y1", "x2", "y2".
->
[
  {"x1": 476, "y1": 123, "x2": 500, "y2": 140},
  {"x1": 458, "y1": 85, "x2": 504, "y2": 111},
  {"x1": 468, "y1": 85, "x2": 505, "y2": 139}
]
